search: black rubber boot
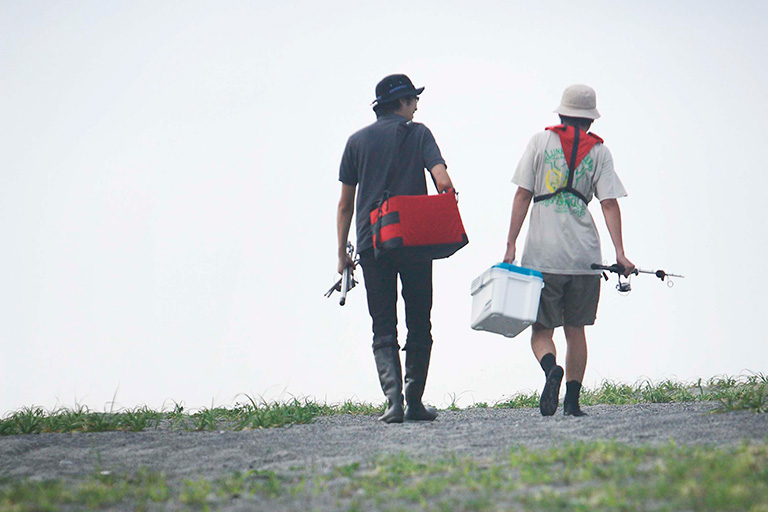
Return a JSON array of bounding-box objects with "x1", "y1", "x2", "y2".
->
[
  {"x1": 564, "y1": 380, "x2": 588, "y2": 417},
  {"x1": 539, "y1": 365, "x2": 564, "y2": 416},
  {"x1": 373, "y1": 341, "x2": 404, "y2": 424},
  {"x1": 403, "y1": 344, "x2": 437, "y2": 421}
]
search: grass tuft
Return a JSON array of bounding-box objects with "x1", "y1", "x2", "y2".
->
[
  {"x1": 493, "y1": 372, "x2": 768, "y2": 413},
  {"x1": 1, "y1": 373, "x2": 766, "y2": 436},
  {"x1": 0, "y1": 396, "x2": 387, "y2": 436}
]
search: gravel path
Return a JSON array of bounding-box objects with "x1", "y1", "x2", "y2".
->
[{"x1": 2, "y1": 403, "x2": 766, "y2": 485}]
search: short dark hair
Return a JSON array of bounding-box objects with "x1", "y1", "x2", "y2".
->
[
  {"x1": 373, "y1": 96, "x2": 416, "y2": 117},
  {"x1": 559, "y1": 115, "x2": 593, "y2": 131}
]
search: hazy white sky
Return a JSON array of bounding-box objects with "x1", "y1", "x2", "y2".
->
[{"x1": 2, "y1": 1, "x2": 767, "y2": 414}]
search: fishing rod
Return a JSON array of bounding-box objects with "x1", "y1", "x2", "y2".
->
[
  {"x1": 325, "y1": 242, "x2": 359, "y2": 306},
  {"x1": 590, "y1": 263, "x2": 684, "y2": 294}
]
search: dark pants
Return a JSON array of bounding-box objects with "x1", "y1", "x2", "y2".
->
[{"x1": 358, "y1": 249, "x2": 433, "y2": 352}]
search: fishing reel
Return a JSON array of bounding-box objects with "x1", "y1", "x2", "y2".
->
[
  {"x1": 616, "y1": 277, "x2": 632, "y2": 294},
  {"x1": 325, "y1": 242, "x2": 359, "y2": 306},
  {"x1": 591, "y1": 263, "x2": 684, "y2": 295}
]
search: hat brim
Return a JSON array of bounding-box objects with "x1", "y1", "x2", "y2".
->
[
  {"x1": 554, "y1": 105, "x2": 601, "y2": 120},
  {"x1": 373, "y1": 86, "x2": 425, "y2": 105}
]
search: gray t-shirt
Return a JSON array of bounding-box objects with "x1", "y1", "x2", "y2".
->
[
  {"x1": 339, "y1": 114, "x2": 446, "y2": 253},
  {"x1": 512, "y1": 130, "x2": 627, "y2": 274}
]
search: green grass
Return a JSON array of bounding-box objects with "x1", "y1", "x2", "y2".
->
[
  {"x1": 2, "y1": 441, "x2": 767, "y2": 511},
  {"x1": 493, "y1": 372, "x2": 768, "y2": 413},
  {"x1": 0, "y1": 468, "x2": 170, "y2": 512},
  {"x1": 1, "y1": 373, "x2": 765, "y2": 436},
  {"x1": 0, "y1": 397, "x2": 385, "y2": 436},
  {"x1": 0, "y1": 405, "x2": 165, "y2": 436}
]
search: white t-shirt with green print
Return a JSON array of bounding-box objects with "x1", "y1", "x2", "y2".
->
[{"x1": 513, "y1": 130, "x2": 627, "y2": 275}]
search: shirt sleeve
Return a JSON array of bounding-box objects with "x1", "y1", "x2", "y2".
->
[
  {"x1": 512, "y1": 135, "x2": 537, "y2": 192},
  {"x1": 421, "y1": 127, "x2": 446, "y2": 171},
  {"x1": 593, "y1": 145, "x2": 627, "y2": 201},
  {"x1": 338, "y1": 137, "x2": 358, "y2": 185}
]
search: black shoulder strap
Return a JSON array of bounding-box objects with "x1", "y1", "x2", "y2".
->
[
  {"x1": 382, "y1": 121, "x2": 412, "y2": 195},
  {"x1": 381, "y1": 120, "x2": 440, "y2": 199},
  {"x1": 567, "y1": 127, "x2": 580, "y2": 187}
]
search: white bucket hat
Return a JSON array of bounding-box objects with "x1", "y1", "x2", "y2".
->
[{"x1": 554, "y1": 84, "x2": 601, "y2": 120}]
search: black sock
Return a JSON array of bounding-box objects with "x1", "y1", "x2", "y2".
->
[
  {"x1": 564, "y1": 381, "x2": 582, "y2": 406},
  {"x1": 539, "y1": 353, "x2": 556, "y2": 375}
]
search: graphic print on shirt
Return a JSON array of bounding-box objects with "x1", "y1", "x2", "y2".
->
[{"x1": 541, "y1": 148, "x2": 593, "y2": 218}]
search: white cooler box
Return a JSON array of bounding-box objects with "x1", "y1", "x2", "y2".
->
[{"x1": 470, "y1": 263, "x2": 544, "y2": 338}]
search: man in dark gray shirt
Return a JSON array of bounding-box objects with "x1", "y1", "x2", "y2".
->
[{"x1": 336, "y1": 74, "x2": 454, "y2": 423}]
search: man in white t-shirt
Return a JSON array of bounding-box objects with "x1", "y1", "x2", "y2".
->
[{"x1": 503, "y1": 84, "x2": 635, "y2": 417}]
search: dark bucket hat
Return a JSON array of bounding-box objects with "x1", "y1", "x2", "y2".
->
[{"x1": 373, "y1": 74, "x2": 424, "y2": 105}]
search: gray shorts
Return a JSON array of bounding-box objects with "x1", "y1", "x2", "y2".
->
[{"x1": 535, "y1": 273, "x2": 601, "y2": 329}]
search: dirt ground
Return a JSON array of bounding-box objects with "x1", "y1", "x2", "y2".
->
[{"x1": 2, "y1": 402, "x2": 766, "y2": 486}]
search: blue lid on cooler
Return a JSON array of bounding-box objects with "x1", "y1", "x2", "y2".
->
[{"x1": 492, "y1": 262, "x2": 543, "y2": 279}]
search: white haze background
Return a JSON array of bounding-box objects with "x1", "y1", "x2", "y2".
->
[{"x1": 1, "y1": 1, "x2": 766, "y2": 414}]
